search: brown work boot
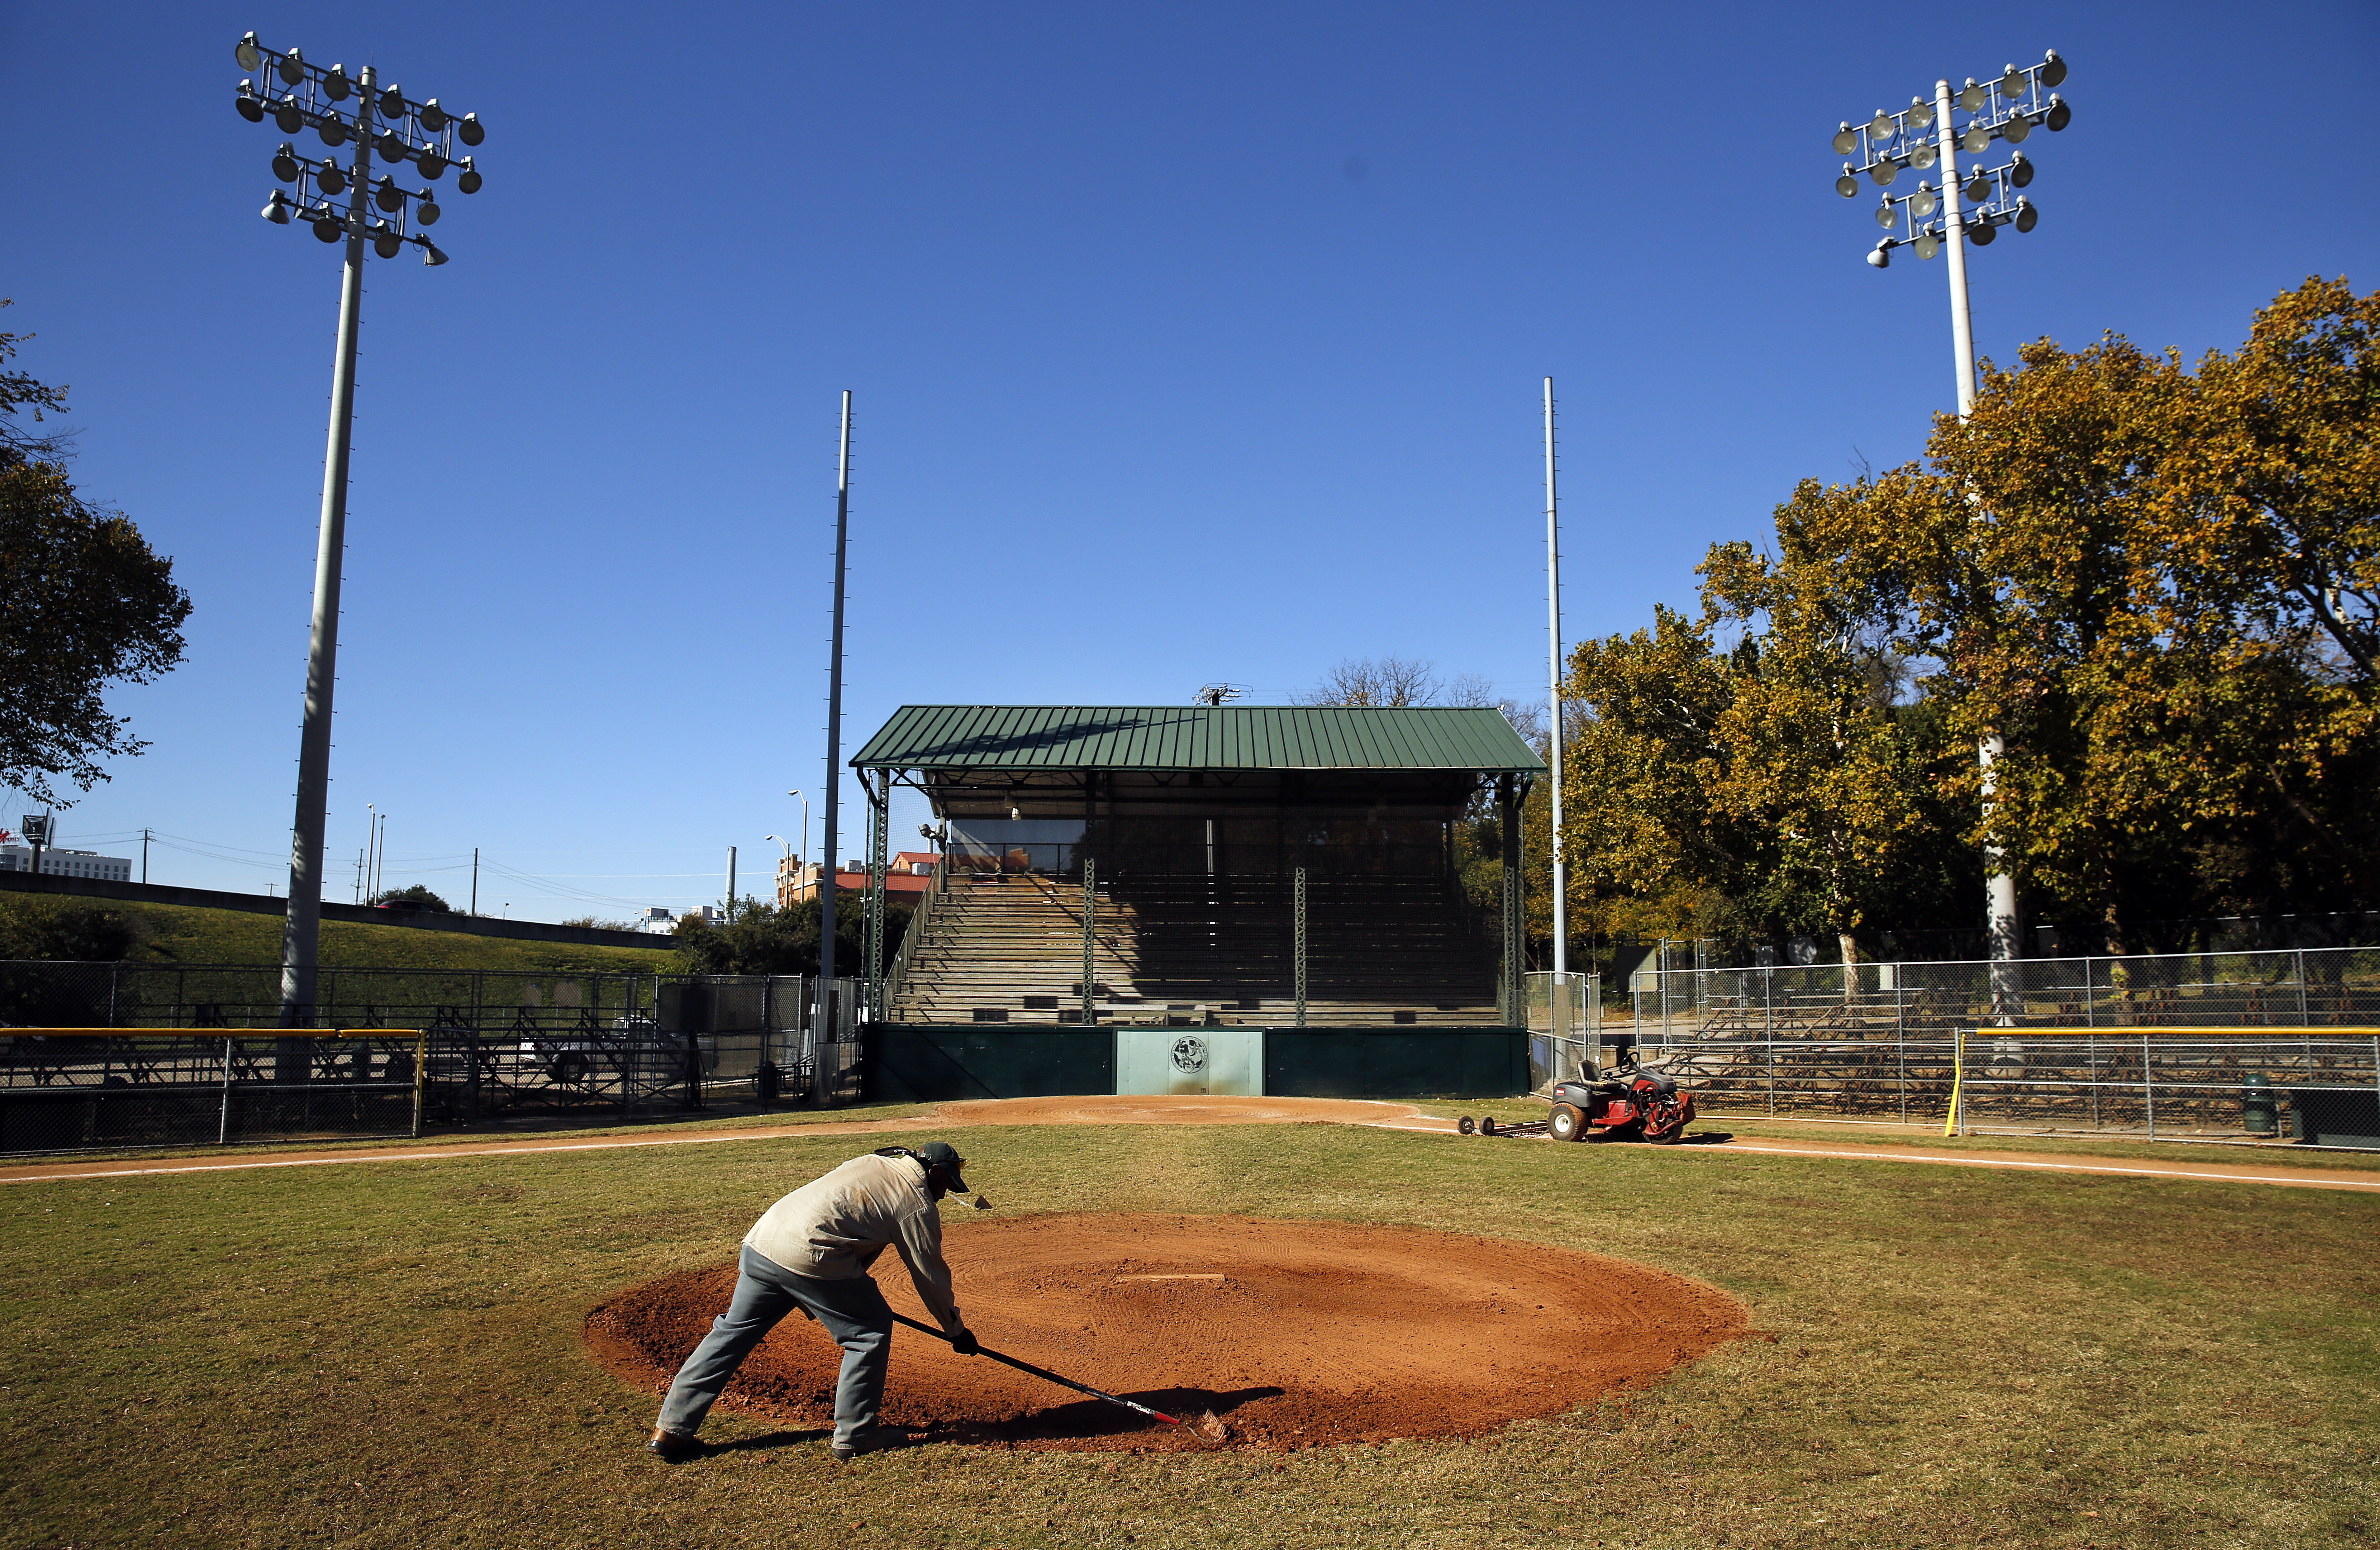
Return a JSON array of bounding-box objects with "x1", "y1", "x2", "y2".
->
[{"x1": 647, "y1": 1426, "x2": 703, "y2": 1463}]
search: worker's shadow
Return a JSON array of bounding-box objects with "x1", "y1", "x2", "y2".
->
[
  {"x1": 704, "y1": 1427, "x2": 831, "y2": 1454},
  {"x1": 939, "y1": 1386, "x2": 1284, "y2": 1445}
]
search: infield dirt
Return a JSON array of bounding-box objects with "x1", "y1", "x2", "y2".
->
[{"x1": 584, "y1": 1212, "x2": 1746, "y2": 1451}]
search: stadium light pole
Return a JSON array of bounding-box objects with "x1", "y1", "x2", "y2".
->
[
  {"x1": 233, "y1": 31, "x2": 487, "y2": 1025},
  {"x1": 1543, "y1": 379, "x2": 1566, "y2": 980},
  {"x1": 819, "y1": 396, "x2": 853, "y2": 998},
  {"x1": 1829, "y1": 50, "x2": 2069, "y2": 1009}
]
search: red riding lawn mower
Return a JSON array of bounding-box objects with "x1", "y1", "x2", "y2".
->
[{"x1": 1457, "y1": 1065, "x2": 1697, "y2": 1145}]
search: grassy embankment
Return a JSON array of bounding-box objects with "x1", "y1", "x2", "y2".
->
[
  {"x1": 3, "y1": 1118, "x2": 2373, "y2": 1550},
  {"x1": 64, "y1": 897, "x2": 674, "y2": 975}
]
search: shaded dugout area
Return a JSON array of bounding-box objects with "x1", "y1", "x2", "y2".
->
[{"x1": 841, "y1": 706, "x2": 1545, "y2": 1100}]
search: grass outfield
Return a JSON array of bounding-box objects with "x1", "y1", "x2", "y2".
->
[
  {"x1": 115, "y1": 899, "x2": 675, "y2": 974},
  {"x1": 3, "y1": 1122, "x2": 2374, "y2": 1550}
]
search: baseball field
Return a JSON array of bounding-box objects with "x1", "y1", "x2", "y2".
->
[{"x1": 3, "y1": 1101, "x2": 2375, "y2": 1549}]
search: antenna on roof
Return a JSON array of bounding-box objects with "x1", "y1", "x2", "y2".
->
[{"x1": 1194, "y1": 684, "x2": 1247, "y2": 706}]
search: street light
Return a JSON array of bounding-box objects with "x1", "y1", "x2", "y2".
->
[
  {"x1": 1827, "y1": 48, "x2": 2070, "y2": 1003},
  {"x1": 786, "y1": 789, "x2": 810, "y2": 895},
  {"x1": 234, "y1": 31, "x2": 489, "y2": 1026}
]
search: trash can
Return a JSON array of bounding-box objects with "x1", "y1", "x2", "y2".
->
[
  {"x1": 2242, "y1": 1072, "x2": 2278, "y2": 1136},
  {"x1": 756, "y1": 1062, "x2": 781, "y2": 1107}
]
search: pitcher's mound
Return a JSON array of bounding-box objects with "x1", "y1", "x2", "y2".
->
[{"x1": 585, "y1": 1213, "x2": 1745, "y2": 1450}]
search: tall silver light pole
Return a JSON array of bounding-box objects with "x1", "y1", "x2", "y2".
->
[
  {"x1": 1542, "y1": 378, "x2": 1567, "y2": 979},
  {"x1": 1830, "y1": 50, "x2": 2069, "y2": 998},
  {"x1": 788, "y1": 789, "x2": 810, "y2": 885},
  {"x1": 819, "y1": 395, "x2": 854, "y2": 992},
  {"x1": 234, "y1": 31, "x2": 486, "y2": 1024}
]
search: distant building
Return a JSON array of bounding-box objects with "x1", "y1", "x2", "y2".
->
[
  {"x1": 0, "y1": 845, "x2": 133, "y2": 882},
  {"x1": 780, "y1": 852, "x2": 938, "y2": 908}
]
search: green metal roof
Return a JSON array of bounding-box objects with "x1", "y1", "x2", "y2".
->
[{"x1": 851, "y1": 705, "x2": 1546, "y2": 774}]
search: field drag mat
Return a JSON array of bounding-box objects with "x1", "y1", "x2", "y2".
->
[{"x1": 585, "y1": 1212, "x2": 1746, "y2": 1450}]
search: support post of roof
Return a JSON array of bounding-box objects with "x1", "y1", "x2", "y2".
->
[
  {"x1": 1294, "y1": 865, "x2": 1308, "y2": 1028},
  {"x1": 865, "y1": 771, "x2": 888, "y2": 1020},
  {"x1": 1081, "y1": 857, "x2": 1097, "y2": 1027},
  {"x1": 1499, "y1": 775, "x2": 1522, "y2": 1024}
]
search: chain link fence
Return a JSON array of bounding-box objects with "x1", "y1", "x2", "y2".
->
[
  {"x1": 1522, "y1": 971, "x2": 1603, "y2": 1090},
  {"x1": 0, "y1": 962, "x2": 874, "y2": 1156},
  {"x1": 1617, "y1": 946, "x2": 2380, "y2": 1147}
]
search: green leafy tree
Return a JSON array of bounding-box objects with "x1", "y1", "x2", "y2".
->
[
  {"x1": 368, "y1": 884, "x2": 452, "y2": 912},
  {"x1": 673, "y1": 897, "x2": 911, "y2": 977},
  {"x1": 0, "y1": 311, "x2": 191, "y2": 806}
]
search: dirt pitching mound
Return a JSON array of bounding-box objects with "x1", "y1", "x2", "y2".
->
[{"x1": 585, "y1": 1213, "x2": 1745, "y2": 1451}]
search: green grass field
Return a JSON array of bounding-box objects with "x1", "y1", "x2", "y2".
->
[
  {"x1": 113, "y1": 899, "x2": 675, "y2": 974},
  {"x1": 4, "y1": 1117, "x2": 2375, "y2": 1550}
]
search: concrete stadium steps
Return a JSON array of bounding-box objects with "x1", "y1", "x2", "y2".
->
[{"x1": 889, "y1": 873, "x2": 1499, "y2": 1026}]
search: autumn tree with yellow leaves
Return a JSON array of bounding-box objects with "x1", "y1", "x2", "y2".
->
[{"x1": 1555, "y1": 278, "x2": 2380, "y2": 965}]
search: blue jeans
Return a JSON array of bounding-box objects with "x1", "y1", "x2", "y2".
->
[{"x1": 656, "y1": 1244, "x2": 895, "y2": 1447}]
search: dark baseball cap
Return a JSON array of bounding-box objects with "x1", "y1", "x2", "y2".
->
[{"x1": 911, "y1": 1141, "x2": 971, "y2": 1193}]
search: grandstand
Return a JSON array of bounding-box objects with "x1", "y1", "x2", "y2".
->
[{"x1": 847, "y1": 705, "x2": 1544, "y2": 1031}]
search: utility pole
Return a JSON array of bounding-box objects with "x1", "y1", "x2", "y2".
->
[
  {"x1": 1544, "y1": 377, "x2": 1567, "y2": 979},
  {"x1": 470, "y1": 846, "x2": 479, "y2": 915},
  {"x1": 141, "y1": 827, "x2": 151, "y2": 885},
  {"x1": 820, "y1": 392, "x2": 852, "y2": 993}
]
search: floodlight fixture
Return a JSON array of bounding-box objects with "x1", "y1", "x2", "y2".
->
[
  {"x1": 1823, "y1": 50, "x2": 2072, "y2": 993},
  {"x1": 228, "y1": 33, "x2": 486, "y2": 1027}
]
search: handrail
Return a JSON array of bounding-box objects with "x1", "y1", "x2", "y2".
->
[{"x1": 878, "y1": 857, "x2": 950, "y2": 1018}]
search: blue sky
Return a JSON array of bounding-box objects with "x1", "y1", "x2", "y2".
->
[{"x1": 7, "y1": 1, "x2": 2375, "y2": 921}]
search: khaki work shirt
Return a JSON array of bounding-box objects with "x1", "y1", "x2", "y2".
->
[{"x1": 743, "y1": 1152, "x2": 963, "y2": 1332}]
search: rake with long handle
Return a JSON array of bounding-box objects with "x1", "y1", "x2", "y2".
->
[{"x1": 887, "y1": 1311, "x2": 1187, "y2": 1428}]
